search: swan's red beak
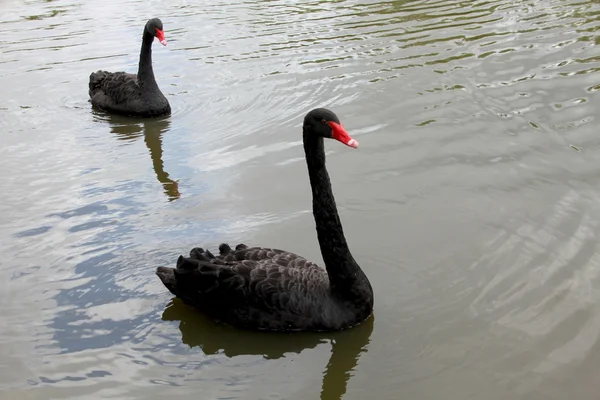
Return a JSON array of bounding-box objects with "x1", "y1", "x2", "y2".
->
[
  {"x1": 155, "y1": 28, "x2": 167, "y2": 46},
  {"x1": 328, "y1": 121, "x2": 359, "y2": 149}
]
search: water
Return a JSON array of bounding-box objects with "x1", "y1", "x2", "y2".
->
[{"x1": 1, "y1": 0, "x2": 600, "y2": 398}]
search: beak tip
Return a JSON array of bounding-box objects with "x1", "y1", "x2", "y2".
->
[{"x1": 348, "y1": 139, "x2": 359, "y2": 149}]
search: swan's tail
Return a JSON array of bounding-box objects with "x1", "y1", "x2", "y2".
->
[
  {"x1": 88, "y1": 70, "x2": 109, "y2": 96},
  {"x1": 156, "y1": 266, "x2": 178, "y2": 296},
  {"x1": 156, "y1": 254, "x2": 221, "y2": 309},
  {"x1": 156, "y1": 243, "x2": 249, "y2": 300},
  {"x1": 155, "y1": 253, "x2": 214, "y2": 296}
]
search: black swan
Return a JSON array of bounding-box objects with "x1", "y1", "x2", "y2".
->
[
  {"x1": 156, "y1": 108, "x2": 373, "y2": 332},
  {"x1": 88, "y1": 18, "x2": 171, "y2": 117}
]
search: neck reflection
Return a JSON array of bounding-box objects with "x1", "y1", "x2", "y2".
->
[
  {"x1": 161, "y1": 299, "x2": 374, "y2": 399},
  {"x1": 101, "y1": 113, "x2": 180, "y2": 201}
]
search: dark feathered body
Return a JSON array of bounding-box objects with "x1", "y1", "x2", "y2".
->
[
  {"x1": 156, "y1": 108, "x2": 374, "y2": 332},
  {"x1": 89, "y1": 70, "x2": 170, "y2": 117},
  {"x1": 88, "y1": 18, "x2": 170, "y2": 117},
  {"x1": 156, "y1": 243, "x2": 373, "y2": 332}
]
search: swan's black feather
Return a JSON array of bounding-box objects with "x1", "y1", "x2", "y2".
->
[
  {"x1": 88, "y1": 18, "x2": 170, "y2": 117},
  {"x1": 89, "y1": 71, "x2": 141, "y2": 106},
  {"x1": 157, "y1": 244, "x2": 339, "y2": 331}
]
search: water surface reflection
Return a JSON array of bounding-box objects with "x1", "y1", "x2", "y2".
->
[
  {"x1": 96, "y1": 113, "x2": 181, "y2": 201},
  {"x1": 163, "y1": 299, "x2": 374, "y2": 400},
  {"x1": 1, "y1": 0, "x2": 600, "y2": 398}
]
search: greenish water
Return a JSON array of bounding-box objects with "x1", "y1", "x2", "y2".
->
[{"x1": 1, "y1": 0, "x2": 600, "y2": 399}]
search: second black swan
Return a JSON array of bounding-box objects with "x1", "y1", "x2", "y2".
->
[
  {"x1": 156, "y1": 108, "x2": 373, "y2": 332},
  {"x1": 89, "y1": 18, "x2": 171, "y2": 117}
]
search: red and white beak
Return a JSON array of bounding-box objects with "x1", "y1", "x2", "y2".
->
[
  {"x1": 155, "y1": 28, "x2": 167, "y2": 46},
  {"x1": 328, "y1": 121, "x2": 359, "y2": 148}
]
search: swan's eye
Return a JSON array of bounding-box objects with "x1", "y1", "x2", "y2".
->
[{"x1": 321, "y1": 119, "x2": 328, "y2": 125}]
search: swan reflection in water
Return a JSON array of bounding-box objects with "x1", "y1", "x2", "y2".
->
[
  {"x1": 162, "y1": 299, "x2": 374, "y2": 400},
  {"x1": 96, "y1": 112, "x2": 180, "y2": 201}
]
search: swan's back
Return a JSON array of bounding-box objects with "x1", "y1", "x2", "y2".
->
[
  {"x1": 89, "y1": 71, "x2": 140, "y2": 102},
  {"x1": 89, "y1": 70, "x2": 150, "y2": 116},
  {"x1": 156, "y1": 244, "x2": 366, "y2": 331},
  {"x1": 88, "y1": 70, "x2": 170, "y2": 116}
]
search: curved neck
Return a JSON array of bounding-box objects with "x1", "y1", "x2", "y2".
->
[
  {"x1": 137, "y1": 29, "x2": 157, "y2": 88},
  {"x1": 303, "y1": 129, "x2": 360, "y2": 290}
]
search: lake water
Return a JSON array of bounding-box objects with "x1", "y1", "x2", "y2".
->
[{"x1": 1, "y1": 0, "x2": 600, "y2": 399}]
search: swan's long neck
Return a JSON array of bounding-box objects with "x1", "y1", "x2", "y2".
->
[
  {"x1": 303, "y1": 129, "x2": 361, "y2": 291},
  {"x1": 137, "y1": 29, "x2": 157, "y2": 89}
]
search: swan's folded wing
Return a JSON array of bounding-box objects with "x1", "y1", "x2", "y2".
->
[
  {"x1": 189, "y1": 244, "x2": 322, "y2": 270},
  {"x1": 173, "y1": 256, "x2": 327, "y2": 314},
  {"x1": 230, "y1": 246, "x2": 322, "y2": 270},
  {"x1": 100, "y1": 72, "x2": 141, "y2": 105}
]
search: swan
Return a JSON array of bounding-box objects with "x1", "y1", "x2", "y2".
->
[
  {"x1": 89, "y1": 18, "x2": 171, "y2": 117},
  {"x1": 156, "y1": 108, "x2": 373, "y2": 332}
]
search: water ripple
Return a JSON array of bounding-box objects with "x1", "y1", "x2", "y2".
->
[{"x1": 1, "y1": 0, "x2": 600, "y2": 398}]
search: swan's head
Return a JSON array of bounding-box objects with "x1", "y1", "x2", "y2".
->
[
  {"x1": 146, "y1": 18, "x2": 167, "y2": 46},
  {"x1": 304, "y1": 108, "x2": 359, "y2": 149}
]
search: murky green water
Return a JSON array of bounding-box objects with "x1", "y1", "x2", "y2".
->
[{"x1": 1, "y1": 0, "x2": 600, "y2": 398}]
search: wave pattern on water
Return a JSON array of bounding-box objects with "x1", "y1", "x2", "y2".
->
[{"x1": 1, "y1": 0, "x2": 600, "y2": 398}]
